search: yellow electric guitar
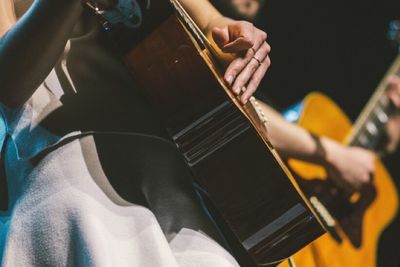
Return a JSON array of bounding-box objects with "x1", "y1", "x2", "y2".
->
[{"x1": 279, "y1": 55, "x2": 400, "y2": 267}]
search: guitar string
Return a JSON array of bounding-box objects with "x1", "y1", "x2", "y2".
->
[
  {"x1": 346, "y1": 54, "x2": 400, "y2": 146},
  {"x1": 170, "y1": 0, "x2": 219, "y2": 57},
  {"x1": 170, "y1": 0, "x2": 269, "y2": 128}
]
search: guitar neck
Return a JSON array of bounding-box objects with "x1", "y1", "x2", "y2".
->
[{"x1": 346, "y1": 55, "x2": 400, "y2": 151}]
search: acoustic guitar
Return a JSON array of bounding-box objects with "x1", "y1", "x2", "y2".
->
[
  {"x1": 279, "y1": 55, "x2": 400, "y2": 267},
  {"x1": 84, "y1": 0, "x2": 325, "y2": 265}
]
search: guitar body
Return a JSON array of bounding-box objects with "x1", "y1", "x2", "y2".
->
[
  {"x1": 93, "y1": 1, "x2": 325, "y2": 265},
  {"x1": 279, "y1": 92, "x2": 399, "y2": 267}
]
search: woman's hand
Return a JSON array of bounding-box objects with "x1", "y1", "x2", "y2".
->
[
  {"x1": 211, "y1": 20, "x2": 271, "y2": 104},
  {"x1": 177, "y1": 0, "x2": 270, "y2": 104},
  {"x1": 320, "y1": 137, "x2": 376, "y2": 192}
]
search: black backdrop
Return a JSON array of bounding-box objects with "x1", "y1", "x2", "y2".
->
[{"x1": 253, "y1": 0, "x2": 400, "y2": 266}]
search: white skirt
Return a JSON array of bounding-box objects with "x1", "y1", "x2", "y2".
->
[{"x1": 0, "y1": 135, "x2": 239, "y2": 267}]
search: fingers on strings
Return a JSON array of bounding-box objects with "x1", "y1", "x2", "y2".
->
[{"x1": 225, "y1": 40, "x2": 271, "y2": 103}]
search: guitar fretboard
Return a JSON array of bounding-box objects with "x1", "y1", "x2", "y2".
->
[{"x1": 347, "y1": 55, "x2": 400, "y2": 151}]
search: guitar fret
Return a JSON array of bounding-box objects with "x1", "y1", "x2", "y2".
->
[
  {"x1": 375, "y1": 105, "x2": 389, "y2": 123},
  {"x1": 379, "y1": 95, "x2": 390, "y2": 108},
  {"x1": 349, "y1": 55, "x2": 400, "y2": 149},
  {"x1": 355, "y1": 132, "x2": 370, "y2": 147},
  {"x1": 353, "y1": 116, "x2": 383, "y2": 150},
  {"x1": 365, "y1": 121, "x2": 378, "y2": 136},
  {"x1": 351, "y1": 87, "x2": 394, "y2": 150}
]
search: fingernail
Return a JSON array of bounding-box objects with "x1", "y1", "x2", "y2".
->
[
  {"x1": 225, "y1": 75, "x2": 233, "y2": 85},
  {"x1": 232, "y1": 86, "x2": 240, "y2": 95}
]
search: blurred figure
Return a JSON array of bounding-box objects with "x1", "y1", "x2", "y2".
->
[
  {"x1": 213, "y1": 0, "x2": 400, "y2": 194},
  {"x1": 212, "y1": 0, "x2": 264, "y2": 21},
  {"x1": 214, "y1": 0, "x2": 400, "y2": 267}
]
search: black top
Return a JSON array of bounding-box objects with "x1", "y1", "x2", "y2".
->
[
  {"x1": 42, "y1": 0, "x2": 172, "y2": 137},
  {"x1": 0, "y1": 0, "x2": 180, "y2": 157},
  {"x1": 41, "y1": 8, "x2": 165, "y2": 137},
  {"x1": 0, "y1": 0, "x2": 175, "y2": 160}
]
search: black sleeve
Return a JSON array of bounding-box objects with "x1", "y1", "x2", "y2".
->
[{"x1": 0, "y1": 0, "x2": 84, "y2": 107}]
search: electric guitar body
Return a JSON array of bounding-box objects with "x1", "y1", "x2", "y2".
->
[{"x1": 279, "y1": 92, "x2": 399, "y2": 267}]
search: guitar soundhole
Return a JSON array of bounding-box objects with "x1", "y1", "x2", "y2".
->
[{"x1": 299, "y1": 179, "x2": 377, "y2": 248}]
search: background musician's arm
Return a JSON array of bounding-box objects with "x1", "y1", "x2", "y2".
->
[
  {"x1": 179, "y1": 0, "x2": 271, "y2": 104},
  {"x1": 258, "y1": 101, "x2": 376, "y2": 192}
]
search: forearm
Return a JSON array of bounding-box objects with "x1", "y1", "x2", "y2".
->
[
  {"x1": 178, "y1": 0, "x2": 232, "y2": 35},
  {"x1": 0, "y1": 0, "x2": 83, "y2": 107},
  {"x1": 259, "y1": 102, "x2": 330, "y2": 164}
]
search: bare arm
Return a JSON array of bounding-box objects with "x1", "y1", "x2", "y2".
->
[
  {"x1": 0, "y1": 0, "x2": 84, "y2": 107},
  {"x1": 258, "y1": 103, "x2": 323, "y2": 161},
  {"x1": 178, "y1": 0, "x2": 228, "y2": 34},
  {"x1": 259, "y1": 102, "x2": 376, "y2": 191},
  {"x1": 0, "y1": 0, "x2": 16, "y2": 35}
]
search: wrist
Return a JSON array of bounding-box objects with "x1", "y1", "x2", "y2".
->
[
  {"x1": 306, "y1": 133, "x2": 338, "y2": 167},
  {"x1": 317, "y1": 137, "x2": 340, "y2": 168},
  {"x1": 204, "y1": 15, "x2": 232, "y2": 36}
]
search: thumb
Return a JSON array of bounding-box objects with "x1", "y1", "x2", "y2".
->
[{"x1": 212, "y1": 27, "x2": 230, "y2": 49}]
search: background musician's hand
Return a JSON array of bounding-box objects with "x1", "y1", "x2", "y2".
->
[
  {"x1": 320, "y1": 137, "x2": 376, "y2": 192},
  {"x1": 384, "y1": 75, "x2": 400, "y2": 153},
  {"x1": 211, "y1": 20, "x2": 271, "y2": 104}
]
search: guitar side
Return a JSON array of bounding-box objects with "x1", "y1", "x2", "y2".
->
[
  {"x1": 121, "y1": 10, "x2": 325, "y2": 265},
  {"x1": 279, "y1": 92, "x2": 399, "y2": 267}
]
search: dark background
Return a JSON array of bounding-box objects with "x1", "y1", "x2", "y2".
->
[{"x1": 253, "y1": 0, "x2": 399, "y2": 265}]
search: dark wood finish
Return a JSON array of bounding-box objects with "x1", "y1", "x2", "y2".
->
[{"x1": 102, "y1": 4, "x2": 325, "y2": 265}]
